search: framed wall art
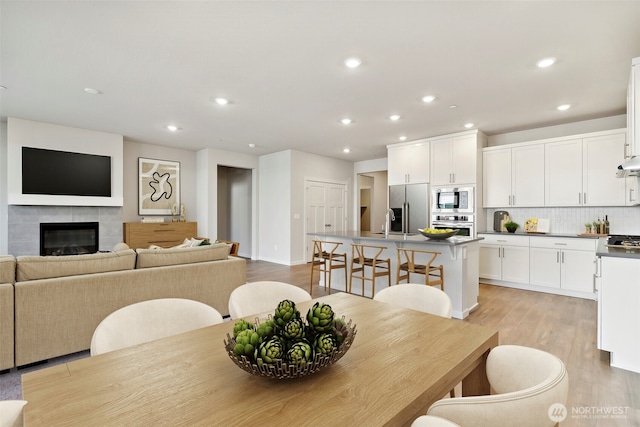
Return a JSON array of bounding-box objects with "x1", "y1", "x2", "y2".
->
[{"x1": 138, "y1": 157, "x2": 180, "y2": 215}]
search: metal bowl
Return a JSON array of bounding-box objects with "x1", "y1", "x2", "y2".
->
[{"x1": 418, "y1": 229, "x2": 459, "y2": 240}]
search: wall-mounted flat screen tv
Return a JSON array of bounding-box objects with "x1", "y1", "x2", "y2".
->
[{"x1": 22, "y1": 147, "x2": 112, "y2": 197}]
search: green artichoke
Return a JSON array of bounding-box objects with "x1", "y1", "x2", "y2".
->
[
  {"x1": 314, "y1": 333, "x2": 338, "y2": 356},
  {"x1": 306, "y1": 302, "x2": 335, "y2": 333},
  {"x1": 273, "y1": 300, "x2": 300, "y2": 329},
  {"x1": 233, "y1": 329, "x2": 260, "y2": 360},
  {"x1": 286, "y1": 340, "x2": 314, "y2": 365},
  {"x1": 282, "y1": 318, "x2": 306, "y2": 342},
  {"x1": 256, "y1": 319, "x2": 277, "y2": 341},
  {"x1": 232, "y1": 319, "x2": 254, "y2": 338},
  {"x1": 332, "y1": 317, "x2": 348, "y2": 345},
  {"x1": 255, "y1": 336, "x2": 285, "y2": 365}
]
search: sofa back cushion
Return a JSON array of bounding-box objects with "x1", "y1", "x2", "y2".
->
[
  {"x1": 0, "y1": 255, "x2": 16, "y2": 284},
  {"x1": 16, "y1": 250, "x2": 137, "y2": 282},
  {"x1": 135, "y1": 243, "x2": 230, "y2": 269}
]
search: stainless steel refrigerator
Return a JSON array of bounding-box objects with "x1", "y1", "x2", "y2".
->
[{"x1": 389, "y1": 183, "x2": 429, "y2": 233}]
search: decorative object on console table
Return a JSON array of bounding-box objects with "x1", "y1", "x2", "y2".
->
[
  {"x1": 123, "y1": 222, "x2": 197, "y2": 249},
  {"x1": 138, "y1": 157, "x2": 180, "y2": 216}
]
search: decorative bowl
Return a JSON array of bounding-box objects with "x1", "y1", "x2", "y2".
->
[
  {"x1": 418, "y1": 229, "x2": 459, "y2": 240},
  {"x1": 224, "y1": 316, "x2": 357, "y2": 380}
]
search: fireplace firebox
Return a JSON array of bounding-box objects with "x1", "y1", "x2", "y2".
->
[{"x1": 40, "y1": 222, "x2": 99, "y2": 256}]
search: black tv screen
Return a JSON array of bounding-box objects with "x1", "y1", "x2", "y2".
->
[{"x1": 22, "y1": 147, "x2": 112, "y2": 197}]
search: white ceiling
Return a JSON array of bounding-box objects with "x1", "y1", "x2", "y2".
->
[{"x1": 2, "y1": 1, "x2": 640, "y2": 162}]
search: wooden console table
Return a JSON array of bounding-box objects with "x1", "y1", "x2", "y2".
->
[{"x1": 123, "y1": 222, "x2": 198, "y2": 249}]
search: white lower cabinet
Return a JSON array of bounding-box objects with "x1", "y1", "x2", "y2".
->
[
  {"x1": 597, "y1": 256, "x2": 640, "y2": 373},
  {"x1": 479, "y1": 234, "x2": 597, "y2": 299},
  {"x1": 529, "y1": 237, "x2": 596, "y2": 294},
  {"x1": 479, "y1": 235, "x2": 529, "y2": 284}
]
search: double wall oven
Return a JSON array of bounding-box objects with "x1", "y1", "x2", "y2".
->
[{"x1": 431, "y1": 187, "x2": 475, "y2": 237}]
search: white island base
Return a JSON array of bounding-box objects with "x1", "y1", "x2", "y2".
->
[{"x1": 311, "y1": 232, "x2": 481, "y2": 319}]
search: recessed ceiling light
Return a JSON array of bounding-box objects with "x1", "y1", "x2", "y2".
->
[
  {"x1": 344, "y1": 57, "x2": 362, "y2": 68},
  {"x1": 422, "y1": 95, "x2": 436, "y2": 103},
  {"x1": 166, "y1": 125, "x2": 179, "y2": 132},
  {"x1": 464, "y1": 123, "x2": 474, "y2": 129},
  {"x1": 214, "y1": 97, "x2": 229, "y2": 105},
  {"x1": 537, "y1": 57, "x2": 556, "y2": 68},
  {"x1": 84, "y1": 88, "x2": 101, "y2": 95},
  {"x1": 389, "y1": 115, "x2": 401, "y2": 121},
  {"x1": 341, "y1": 118, "x2": 352, "y2": 125},
  {"x1": 557, "y1": 104, "x2": 571, "y2": 111},
  {"x1": 248, "y1": 143, "x2": 256, "y2": 148},
  {"x1": 399, "y1": 136, "x2": 407, "y2": 141},
  {"x1": 343, "y1": 148, "x2": 351, "y2": 153},
  {"x1": 449, "y1": 105, "x2": 457, "y2": 109}
]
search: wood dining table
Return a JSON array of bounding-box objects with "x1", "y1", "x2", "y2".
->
[{"x1": 22, "y1": 292, "x2": 498, "y2": 426}]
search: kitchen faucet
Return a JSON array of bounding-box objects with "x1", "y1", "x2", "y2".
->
[{"x1": 384, "y1": 209, "x2": 396, "y2": 237}]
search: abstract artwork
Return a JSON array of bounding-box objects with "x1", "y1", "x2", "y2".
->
[{"x1": 138, "y1": 157, "x2": 180, "y2": 215}]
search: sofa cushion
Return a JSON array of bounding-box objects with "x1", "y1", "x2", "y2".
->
[
  {"x1": 0, "y1": 255, "x2": 16, "y2": 284},
  {"x1": 135, "y1": 243, "x2": 230, "y2": 269},
  {"x1": 16, "y1": 250, "x2": 137, "y2": 282}
]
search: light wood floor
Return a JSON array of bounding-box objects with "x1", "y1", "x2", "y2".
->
[{"x1": 249, "y1": 259, "x2": 640, "y2": 427}]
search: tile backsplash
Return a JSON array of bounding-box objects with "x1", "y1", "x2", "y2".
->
[{"x1": 484, "y1": 207, "x2": 640, "y2": 235}]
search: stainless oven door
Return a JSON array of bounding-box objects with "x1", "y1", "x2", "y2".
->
[{"x1": 431, "y1": 221, "x2": 474, "y2": 237}]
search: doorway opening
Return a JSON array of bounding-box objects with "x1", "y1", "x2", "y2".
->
[{"x1": 217, "y1": 165, "x2": 252, "y2": 258}]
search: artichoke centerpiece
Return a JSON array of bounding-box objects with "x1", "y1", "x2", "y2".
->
[{"x1": 224, "y1": 299, "x2": 357, "y2": 379}]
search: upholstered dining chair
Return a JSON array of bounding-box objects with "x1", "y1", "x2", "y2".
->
[
  {"x1": 228, "y1": 281, "x2": 312, "y2": 319},
  {"x1": 425, "y1": 345, "x2": 569, "y2": 427},
  {"x1": 411, "y1": 415, "x2": 461, "y2": 427},
  {"x1": 373, "y1": 283, "x2": 453, "y2": 318},
  {"x1": 0, "y1": 400, "x2": 27, "y2": 427},
  {"x1": 90, "y1": 298, "x2": 223, "y2": 355}
]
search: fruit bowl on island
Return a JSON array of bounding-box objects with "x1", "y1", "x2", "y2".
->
[
  {"x1": 418, "y1": 228, "x2": 459, "y2": 240},
  {"x1": 224, "y1": 300, "x2": 357, "y2": 379}
]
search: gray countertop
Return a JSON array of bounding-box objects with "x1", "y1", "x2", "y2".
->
[
  {"x1": 478, "y1": 231, "x2": 602, "y2": 239},
  {"x1": 596, "y1": 239, "x2": 640, "y2": 259},
  {"x1": 309, "y1": 231, "x2": 483, "y2": 246}
]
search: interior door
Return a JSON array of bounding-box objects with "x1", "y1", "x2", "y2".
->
[{"x1": 305, "y1": 181, "x2": 347, "y2": 261}]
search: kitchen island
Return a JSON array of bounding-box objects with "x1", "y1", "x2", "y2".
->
[
  {"x1": 595, "y1": 239, "x2": 640, "y2": 373},
  {"x1": 309, "y1": 231, "x2": 483, "y2": 319}
]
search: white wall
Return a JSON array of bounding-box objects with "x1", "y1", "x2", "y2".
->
[
  {"x1": 258, "y1": 151, "x2": 291, "y2": 264},
  {"x1": 0, "y1": 122, "x2": 8, "y2": 253}
]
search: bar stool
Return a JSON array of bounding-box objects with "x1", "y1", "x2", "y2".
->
[
  {"x1": 349, "y1": 244, "x2": 391, "y2": 298},
  {"x1": 396, "y1": 248, "x2": 445, "y2": 291},
  {"x1": 309, "y1": 240, "x2": 347, "y2": 295}
]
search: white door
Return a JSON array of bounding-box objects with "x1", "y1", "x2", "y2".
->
[
  {"x1": 512, "y1": 144, "x2": 545, "y2": 207},
  {"x1": 305, "y1": 181, "x2": 347, "y2": 261},
  {"x1": 483, "y1": 149, "x2": 511, "y2": 208},
  {"x1": 583, "y1": 133, "x2": 626, "y2": 206},
  {"x1": 451, "y1": 134, "x2": 477, "y2": 185},
  {"x1": 545, "y1": 139, "x2": 583, "y2": 206}
]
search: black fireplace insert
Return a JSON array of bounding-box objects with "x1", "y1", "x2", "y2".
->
[{"x1": 40, "y1": 222, "x2": 99, "y2": 256}]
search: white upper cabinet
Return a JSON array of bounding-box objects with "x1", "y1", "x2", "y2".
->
[
  {"x1": 431, "y1": 134, "x2": 478, "y2": 186},
  {"x1": 387, "y1": 141, "x2": 429, "y2": 185},
  {"x1": 483, "y1": 144, "x2": 544, "y2": 208},
  {"x1": 545, "y1": 138, "x2": 584, "y2": 206},
  {"x1": 582, "y1": 133, "x2": 627, "y2": 206},
  {"x1": 626, "y1": 57, "x2": 639, "y2": 158}
]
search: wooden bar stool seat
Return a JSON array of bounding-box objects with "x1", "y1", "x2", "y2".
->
[
  {"x1": 396, "y1": 248, "x2": 445, "y2": 291},
  {"x1": 309, "y1": 240, "x2": 347, "y2": 295},
  {"x1": 349, "y1": 244, "x2": 391, "y2": 298}
]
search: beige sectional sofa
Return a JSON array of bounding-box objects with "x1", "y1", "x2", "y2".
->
[
  {"x1": 10, "y1": 243, "x2": 246, "y2": 367},
  {"x1": 0, "y1": 255, "x2": 16, "y2": 371}
]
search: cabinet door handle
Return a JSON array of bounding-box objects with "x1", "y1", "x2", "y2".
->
[
  {"x1": 508, "y1": 195, "x2": 511, "y2": 206},
  {"x1": 584, "y1": 192, "x2": 587, "y2": 205},
  {"x1": 578, "y1": 193, "x2": 581, "y2": 204},
  {"x1": 512, "y1": 194, "x2": 515, "y2": 206},
  {"x1": 556, "y1": 251, "x2": 560, "y2": 263},
  {"x1": 561, "y1": 252, "x2": 565, "y2": 263},
  {"x1": 452, "y1": 173, "x2": 455, "y2": 183},
  {"x1": 631, "y1": 188, "x2": 636, "y2": 202}
]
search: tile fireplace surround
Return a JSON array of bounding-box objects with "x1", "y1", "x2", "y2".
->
[{"x1": 7, "y1": 205, "x2": 123, "y2": 256}]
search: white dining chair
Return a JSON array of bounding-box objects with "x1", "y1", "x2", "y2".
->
[
  {"x1": 373, "y1": 283, "x2": 453, "y2": 318},
  {"x1": 411, "y1": 415, "x2": 461, "y2": 427},
  {"x1": 228, "y1": 281, "x2": 312, "y2": 319},
  {"x1": 90, "y1": 298, "x2": 223, "y2": 355},
  {"x1": 0, "y1": 400, "x2": 27, "y2": 427},
  {"x1": 426, "y1": 345, "x2": 569, "y2": 427}
]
